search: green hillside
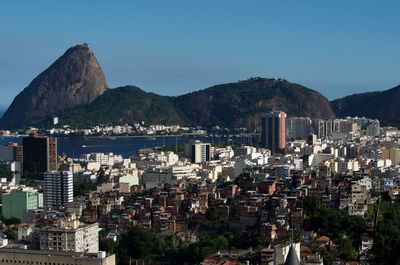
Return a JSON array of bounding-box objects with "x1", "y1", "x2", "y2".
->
[
  {"x1": 331, "y1": 85, "x2": 400, "y2": 125},
  {"x1": 7, "y1": 78, "x2": 337, "y2": 129}
]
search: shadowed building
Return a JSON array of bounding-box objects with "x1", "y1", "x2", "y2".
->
[
  {"x1": 261, "y1": 111, "x2": 286, "y2": 154},
  {"x1": 22, "y1": 135, "x2": 57, "y2": 180},
  {"x1": 185, "y1": 140, "x2": 212, "y2": 163}
]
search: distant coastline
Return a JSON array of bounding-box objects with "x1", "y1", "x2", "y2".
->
[
  {"x1": 0, "y1": 132, "x2": 207, "y2": 139},
  {"x1": 85, "y1": 133, "x2": 207, "y2": 139},
  {"x1": 0, "y1": 134, "x2": 247, "y2": 158}
]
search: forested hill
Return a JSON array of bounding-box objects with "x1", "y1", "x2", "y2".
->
[
  {"x1": 331, "y1": 84, "x2": 400, "y2": 125},
  {"x1": 51, "y1": 77, "x2": 335, "y2": 128},
  {"x1": 175, "y1": 77, "x2": 335, "y2": 128}
]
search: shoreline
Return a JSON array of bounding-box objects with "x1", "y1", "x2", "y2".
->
[
  {"x1": 1, "y1": 133, "x2": 254, "y2": 140},
  {"x1": 0, "y1": 133, "x2": 207, "y2": 139},
  {"x1": 85, "y1": 133, "x2": 208, "y2": 139}
]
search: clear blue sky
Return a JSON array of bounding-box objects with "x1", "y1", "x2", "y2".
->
[{"x1": 1, "y1": 0, "x2": 400, "y2": 106}]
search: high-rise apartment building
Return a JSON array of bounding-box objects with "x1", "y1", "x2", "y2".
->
[
  {"x1": 0, "y1": 143, "x2": 23, "y2": 178},
  {"x1": 0, "y1": 143, "x2": 22, "y2": 162},
  {"x1": 312, "y1": 119, "x2": 333, "y2": 139},
  {"x1": 22, "y1": 135, "x2": 57, "y2": 180},
  {"x1": 366, "y1": 120, "x2": 380, "y2": 137},
  {"x1": 44, "y1": 171, "x2": 73, "y2": 208},
  {"x1": 261, "y1": 111, "x2": 286, "y2": 154},
  {"x1": 286, "y1": 117, "x2": 312, "y2": 140},
  {"x1": 382, "y1": 147, "x2": 400, "y2": 165},
  {"x1": 333, "y1": 119, "x2": 357, "y2": 135},
  {"x1": 185, "y1": 140, "x2": 212, "y2": 163}
]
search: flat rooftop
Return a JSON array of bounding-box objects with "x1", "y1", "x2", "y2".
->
[{"x1": 0, "y1": 248, "x2": 105, "y2": 259}]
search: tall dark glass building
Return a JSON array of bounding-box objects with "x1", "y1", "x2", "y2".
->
[
  {"x1": 22, "y1": 135, "x2": 57, "y2": 180},
  {"x1": 261, "y1": 111, "x2": 286, "y2": 154}
]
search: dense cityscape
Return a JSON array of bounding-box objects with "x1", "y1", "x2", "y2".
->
[
  {"x1": 0, "y1": 112, "x2": 398, "y2": 264},
  {"x1": 2, "y1": 1, "x2": 400, "y2": 265}
]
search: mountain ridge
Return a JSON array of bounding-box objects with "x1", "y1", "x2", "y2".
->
[
  {"x1": 331, "y1": 84, "x2": 400, "y2": 125},
  {"x1": 2, "y1": 44, "x2": 400, "y2": 129},
  {"x1": 29, "y1": 77, "x2": 335, "y2": 129},
  {"x1": 175, "y1": 77, "x2": 335, "y2": 128}
]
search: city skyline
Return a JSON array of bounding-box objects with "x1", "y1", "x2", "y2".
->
[
  {"x1": 1, "y1": 0, "x2": 400, "y2": 106},
  {"x1": 1, "y1": 1, "x2": 400, "y2": 264}
]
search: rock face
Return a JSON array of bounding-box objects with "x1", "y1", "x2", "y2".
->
[
  {"x1": 0, "y1": 44, "x2": 107, "y2": 129},
  {"x1": 331, "y1": 85, "x2": 400, "y2": 125}
]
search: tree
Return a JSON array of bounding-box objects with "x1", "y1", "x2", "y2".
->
[
  {"x1": 370, "y1": 189, "x2": 380, "y2": 198},
  {"x1": 303, "y1": 196, "x2": 322, "y2": 216},
  {"x1": 5, "y1": 228, "x2": 17, "y2": 240},
  {"x1": 192, "y1": 235, "x2": 230, "y2": 262},
  {"x1": 316, "y1": 246, "x2": 334, "y2": 265},
  {"x1": 100, "y1": 238, "x2": 117, "y2": 255},
  {"x1": 4, "y1": 217, "x2": 20, "y2": 226},
  {"x1": 372, "y1": 205, "x2": 400, "y2": 265},
  {"x1": 338, "y1": 238, "x2": 358, "y2": 261},
  {"x1": 256, "y1": 234, "x2": 270, "y2": 247},
  {"x1": 74, "y1": 181, "x2": 96, "y2": 196},
  {"x1": 163, "y1": 183, "x2": 171, "y2": 191},
  {"x1": 303, "y1": 195, "x2": 366, "y2": 263},
  {"x1": 205, "y1": 207, "x2": 218, "y2": 221},
  {"x1": 304, "y1": 196, "x2": 366, "y2": 241},
  {"x1": 96, "y1": 168, "x2": 108, "y2": 185},
  {"x1": 117, "y1": 227, "x2": 165, "y2": 264}
]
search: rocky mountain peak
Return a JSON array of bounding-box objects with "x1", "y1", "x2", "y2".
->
[{"x1": 0, "y1": 44, "x2": 107, "y2": 129}]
